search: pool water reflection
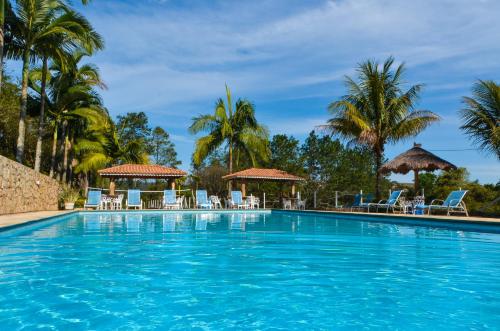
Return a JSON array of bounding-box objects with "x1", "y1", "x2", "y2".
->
[{"x1": 0, "y1": 211, "x2": 499, "y2": 330}]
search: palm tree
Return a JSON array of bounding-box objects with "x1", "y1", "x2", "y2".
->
[
  {"x1": 460, "y1": 80, "x2": 500, "y2": 159},
  {"x1": 0, "y1": 0, "x2": 91, "y2": 93},
  {"x1": 40, "y1": 52, "x2": 106, "y2": 179},
  {"x1": 325, "y1": 57, "x2": 440, "y2": 198},
  {"x1": 7, "y1": 0, "x2": 103, "y2": 163},
  {"x1": 189, "y1": 85, "x2": 269, "y2": 174}
]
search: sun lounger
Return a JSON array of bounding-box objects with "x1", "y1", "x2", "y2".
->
[
  {"x1": 229, "y1": 191, "x2": 247, "y2": 209},
  {"x1": 416, "y1": 190, "x2": 469, "y2": 216},
  {"x1": 84, "y1": 190, "x2": 102, "y2": 210},
  {"x1": 163, "y1": 190, "x2": 181, "y2": 209},
  {"x1": 196, "y1": 190, "x2": 212, "y2": 209},
  {"x1": 127, "y1": 189, "x2": 142, "y2": 209},
  {"x1": 368, "y1": 190, "x2": 403, "y2": 213}
]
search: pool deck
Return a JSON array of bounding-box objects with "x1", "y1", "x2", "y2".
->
[
  {"x1": 0, "y1": 211, "x2": 75, "y2": 231},
  {"x1": 0, "y1": 209, "x2": 498, "y2": 231}
]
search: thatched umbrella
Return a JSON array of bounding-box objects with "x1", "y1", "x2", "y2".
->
[{"x1": 379, "y1": 143, "x2": 457, "y2": 193}]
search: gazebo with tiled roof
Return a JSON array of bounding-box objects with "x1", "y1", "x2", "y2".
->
[
  {"x1": 222, "y1": 168, "x2": 305, "y2": 197},
  {"x1": 98, "y1": 164, "x2": 187, "y2": 195}
]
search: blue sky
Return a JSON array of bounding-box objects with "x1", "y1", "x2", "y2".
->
[{"x1": 56, "y1": 0, "x2": 499, "y2": 183}]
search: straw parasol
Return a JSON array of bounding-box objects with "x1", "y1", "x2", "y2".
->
[{"x1": 379, "y1": 143, "x2": 457, "y2": 192}]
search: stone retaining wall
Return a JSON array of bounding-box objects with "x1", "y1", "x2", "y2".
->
[{"x1": 0, "y1": 155, "x2": 60, "y2": 215}]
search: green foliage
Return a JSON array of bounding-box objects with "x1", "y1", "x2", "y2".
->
[
  {"x1": 150, "y1": 126, "x2": 181, "y2": 167},
  {"x1": 189, "y1": 85, "x2": 269, "y2": 173},
  {"x1": 326, "y1": 56, "x2": 440, "y2": 197},
  {"x1": 59, "y1": 184, "x2": 80, "y2": 202},
  {"x1": 117, "y1": 111, "x2": 151, "y2": 149},
  {"x1": 0, "y1": 75, "x2": 21, "y2": 159},
  {"x1": 269, "y1": 134, "x2": 302, "y2": 174},
  {"x1": 460, "y1": 80, "x2": 500, "y2": 159}
]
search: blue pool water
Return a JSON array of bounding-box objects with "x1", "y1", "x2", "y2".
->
[{"x1": 0, "y1": 211, "x2": 499, "y2": 330}]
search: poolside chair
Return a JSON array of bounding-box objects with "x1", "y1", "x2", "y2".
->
[
  {"x1": 368, "y1": 190, "x2": 403, "y2": 213},
  {"x1": 126, "y1": 189, "x2": 143, "y2": 209},
  {"x1": 357, "y1": 193, "x2": 374, "y2": 212},
  {"x1": 112, "y1": 194, "x2": 124, "y2": 210},
  {"x1": 163, "y1": 190, "x2": 181, "y2": 209},
  {"x1": 416, "y1": 190, "x2": 469, "y2": 216},
  {"x1": 210, "y1": 195, "x2": 222, "y2": 209},
  {"x1": 229, "y1": 191, "x2": 247, "y2": 209},
  {"x1": 84, "y1": 190, "x2": 102, "y2": 210},
  {"x1": 196, "y1": 190, "x2": 212, "y2": 209},
  {"x1": 247, "y1": 195, "x2": 260, "y2": 209},
  {"x1": 347, "y1": 194, "x2": 362, "y2": 211}
]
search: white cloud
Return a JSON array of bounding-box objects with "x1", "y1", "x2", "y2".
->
[{"x1": 76, "y1": 0, "x2": 500, "y2": 182}]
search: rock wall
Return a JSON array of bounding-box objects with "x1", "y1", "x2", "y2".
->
[{"x1": 0, "y1": 155, "x2": 60, "y2": 215}]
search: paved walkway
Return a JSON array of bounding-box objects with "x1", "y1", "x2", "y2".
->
[{"x1": 0, "y1": 211, "x2": 74, "y2": 231}]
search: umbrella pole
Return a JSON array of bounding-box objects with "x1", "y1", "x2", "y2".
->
[{"x1": 414, "y1": 170, "x2": 419, "y2": 194}]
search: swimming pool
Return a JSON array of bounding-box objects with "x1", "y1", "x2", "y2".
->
[{"x1": 0, "y1": 211, "x2": 499, "y2": 330}]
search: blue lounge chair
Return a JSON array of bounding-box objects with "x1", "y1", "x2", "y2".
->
[
  {"x1": 358, "y1": 193, "x2": 374, "y2": 211},
  {"x1": 348, "y1": 194, "x2": 362, "y2": 211},
  {"x1": 416, "y1": 190, "x2": 469, "y2": 216},
  {"x1": 368, "y1": 190, "x2": 403, "y2": 213},
  {"x1": 84, "y1": 190, "x2": 102, "y2": 210},
  {"x1": 163, "y1": 190, "x2": 180, "y2": 209},
  {"x1": 196, "y1": 190, "x2": 212, "y2": 209},
  {"x1": 229, "y1": 191, "x2": 247, "y2": 209},
  {"x1": 127, "y1": 189, "x2": 142, "y2": 209}
]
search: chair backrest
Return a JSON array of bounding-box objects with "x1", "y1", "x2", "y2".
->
[
  {"x1": 128, "y1": 189, "x2": 141, "y2": 205},
  {"x1": 164, "y1": 190, "x2": 176, "y2": 204},
  {"x1": 387, "y1": 190, "x2": 402, "y2": 205},
  {"x1": 87, "y1": 190, "x2": 101, "y2": 205},
  {"x1": 231, "y1": 191, "x2": 243, "y2": 204},
  {"x1": 443, "y1": 190, "x2": 468, "y2": 207},
  {"x1": 352, "y1": 194, "x2": 362, "y2": 206},
  {"x1": 210, "y1": 195, "x2": 221, "y2": 204},
  {"x1": 196, "y1": 190, "x2": 209, "y2": 204},
  {"x1": 364, "y1": 193, "x2": 374, "y2": 203}
]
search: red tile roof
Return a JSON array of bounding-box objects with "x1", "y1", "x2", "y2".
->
[
  {"x1": 98, "y1": 164, "x2": 187, "y2": 178},
  {"x1": 222, "y1": 168, "x2": 305, "y2": 181}
]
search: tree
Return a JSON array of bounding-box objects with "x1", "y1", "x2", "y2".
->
[
  {"x1": 39, "y1": 52, "x2": 106, "y2": 179},
  {"x1": 7, "y1": 0, "x2": 103, "y2": 163},
  {"x1": 460, "y1": 80, "x2": 500, "y2": 159},
  {"x1": 117, "y1": 111, "x2": 151, "y2": 149},
  {"x1": 150, "y1": 126, "x2": 180, "y2": 167},
  {"x1": 325, "y1": 57, "x2": 440, "y2": 198},
  {"x1": 269, "y1": 134, "x2": 302, "y2": 174},
  {"x1": 189, "y1": 84, "x2": 269, "y2": 174},
  {"x1": 0, "y1": 0, "x2": 5, "y2": 91}
]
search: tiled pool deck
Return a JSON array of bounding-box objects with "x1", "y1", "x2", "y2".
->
[{"x1": 0, "y1": 209, "x2": 498, "y2": 231}]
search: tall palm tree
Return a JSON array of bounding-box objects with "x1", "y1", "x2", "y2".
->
[
  {"x1": 75, "y1": 119, "x2": 148, "y2": 176},
  {"x1": 325, "y1": 57, "x2": 440, "y2": 198},
  {"x1": 7, "y1": 0, "x2": 103, "y2": 163},
  {"x1": 41, "y1": 53, "x2": 106, "y2": 179},
  {"x1": 31, "y1": 13, "x2": 103, "y2": 172},
  {"x1": 189, "y1": 85, "x2": 269, "y2": 174},
  {"x1": 0, "y1": 0, "x2": 91, "y2": 93},
  {"x1": 460, "y1": 80, "x2": 500, "y2": 159}
]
